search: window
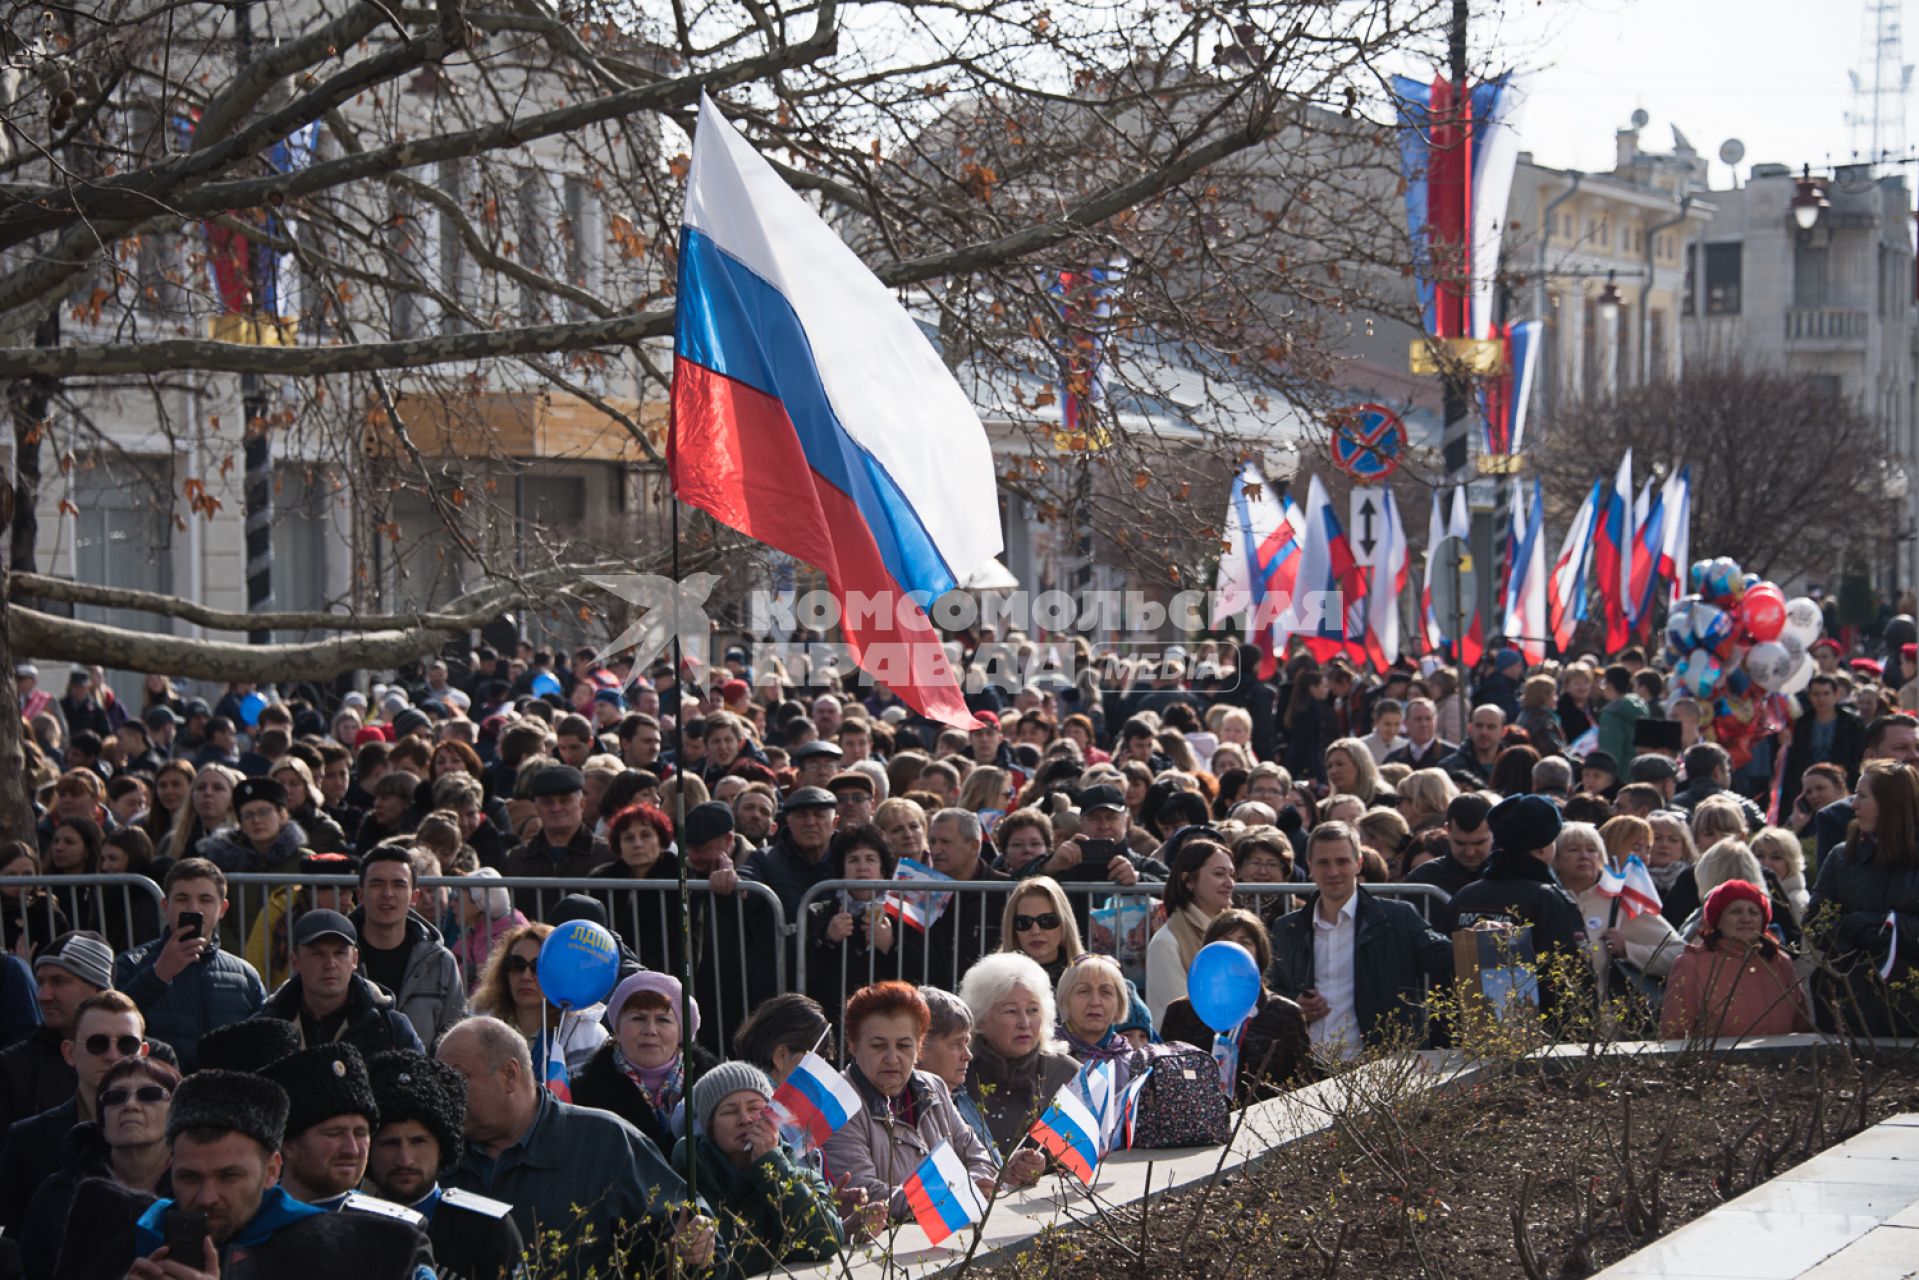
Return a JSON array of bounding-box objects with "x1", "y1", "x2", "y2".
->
[
  {"x1": 1806, "y1": 374, "x2": 1843, "y2": 402},
  {"x1": 69, "y1": 456, "x2": 174, "y2": 703},
  {"x1": 1683, "y1": 243, "x2": 1696, "y2": 316},
  {"x1": 1794, "y1": 245, "x2": 1829, "y2": 309},
  {"x1": 1705, "y1": 243, "x2": 1742, "y2": 315}
]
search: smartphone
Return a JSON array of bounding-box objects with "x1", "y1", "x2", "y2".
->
[
  {"x1": 163, "y1": 1208, "x2": 206, "y2": 1262},
  {"x1": 1079, "y1": 838, "x2": 1125, "y2": 862},
  {"x1": 178, "y1": 911, "x2": 204, "y2": 941}
]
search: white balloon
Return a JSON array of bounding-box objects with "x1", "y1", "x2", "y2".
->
[
  {"x1": 1783, "y1": 597, "x2": 1823, "y2": 643},
  {"x1": 1744, "y1": 640, "x2": 1793, "y2": 691},
  {"x1": 1778, "y1": 654, "x2": 1815, "y2": 697},
  {"x1": 1779, "y1": 632, "x2": 1808, "y2": 665}
]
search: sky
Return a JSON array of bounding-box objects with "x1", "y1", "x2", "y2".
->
[{"x1": 1483, "y1": 0, "x2": 1903, "y2": 188}]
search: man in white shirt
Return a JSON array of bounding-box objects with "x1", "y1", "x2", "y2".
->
[{"x1": 1269, "y1": 822, "x2": 1456, "y2": 1058}]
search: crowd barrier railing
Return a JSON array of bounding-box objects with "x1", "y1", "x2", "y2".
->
[
  {"x1": 6, "y1": 872, "x2": 787, "y2": 1055},
  {"x1": 793, "y1": 878, "x2": 1451, "y2": 1048},
  {"x1": 2, "y1": 873, "x2": 167, "y2": 958}
]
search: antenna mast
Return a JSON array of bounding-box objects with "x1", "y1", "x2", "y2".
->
[{"x1": 1848, "y1": 0, "x2": 1913, "y2": 167}]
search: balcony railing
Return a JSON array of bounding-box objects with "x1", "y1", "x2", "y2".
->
[{"x1": 1785, "y1": 307, "x2": 1870, "y2": 342}]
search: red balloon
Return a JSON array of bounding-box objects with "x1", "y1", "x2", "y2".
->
[{"x1": 1741, "y1": 585, "x2": 1786, "y2": 643}]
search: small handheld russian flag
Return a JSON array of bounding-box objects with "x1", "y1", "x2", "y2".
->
[
  {"x1": 1114, "y1": 1069, "x2": 1152, "y2": 1150},
  {"x1": 543, "y1": 1012, "x2": 572, "y2": 1102},
  {"x1": 1027, "y1": 1082, "x2": 1104, "y2": 1185},
  {"x1": 902, "y1": 1139, "x2": 986, "y2": 1245},
  {"x1": 1596, "y1": 855, "x2": 1662, "y2": 920},
  {"x1": 884, "y1": 857, "x2": 955, "y2": 933},
  {"x1": 768, "y1": 1052, "x2": 861, "y2": 1152}
]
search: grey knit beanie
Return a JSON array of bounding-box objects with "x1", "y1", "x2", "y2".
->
[{"x1": 690, "y1": 1061, "x2": 773, "y2": 1136}]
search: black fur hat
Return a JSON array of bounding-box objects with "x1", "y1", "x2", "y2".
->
[
  {"x1": 259, "y1": 1043, "x2": 378, "y2": 1141},
  {"x1": 167, "y1": 1070, "x2": 290, "y2": 1151},
  {"x1": 196, "y1": 1017, "x2": 301, "y2": 1074},
  {"x1": 367, "y1": 1050, "x2": 466, "y2": 1166}
]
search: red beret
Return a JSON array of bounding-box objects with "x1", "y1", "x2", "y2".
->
[
  {"x1": 721, "y1": 678, "x2": 750, "y2": 700},
  {"x1": 353, "y1": 725, "x2": 391, "y2": 747},
  {"x1": 1703, "y1": 878, "x2": 1771, "y2": 934}
]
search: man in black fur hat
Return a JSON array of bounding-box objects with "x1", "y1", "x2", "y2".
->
[
  {"x1": 100, "y1": 1069, "x2": 436, "y2": 1280},
  {"x1": 259, "y1": 1043, "x2": 379, "y2": 1210},
  {"x1": 365, "y1": 1050, "x2": 524, "y2": 1280}
]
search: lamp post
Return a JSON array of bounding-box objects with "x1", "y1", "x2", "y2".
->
[{"x1": 1791, "y1": 165, "x2": 1830, "y2": 231}]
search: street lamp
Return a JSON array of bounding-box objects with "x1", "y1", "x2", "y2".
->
[
  {"x1": 1597, "y1": 270, "x2": 1622, "y2": 323},
  {"x1": 1791, "y1": 164, "x2": 1829, "y2": 231}
]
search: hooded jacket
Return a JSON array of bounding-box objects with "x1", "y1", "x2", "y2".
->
[
  {"x1": 259, "y1": 970, "x2": 425, "y2": 1058},
  {"x1": 346, "y1": 908, "x2": 468, "y2": 1050},
  {"x1": 115, "y1": 927, "x2": 267, "y2": 1073},
  {"x1": 1447, "y1": 847, "x2": 1588, "y2": 1012}
]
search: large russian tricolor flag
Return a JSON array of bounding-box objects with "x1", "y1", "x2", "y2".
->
[
  {"x1": 671, "y1": 95, "x2": 1000, "y2": 727},
  {"x1": 1591, "y1": 449, "x2": 1634, "y2": 653}
]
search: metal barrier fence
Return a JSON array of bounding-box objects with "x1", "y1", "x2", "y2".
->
[
  {"x1": 793, "y1": 879, "x2": 1450, "y2": 1048},
  {"x1": 2, "y1": 874, "x2": 166, "y2": 959},
  {"x1": 5, "y1": 872, "x2": 786, "y2": 1057}
]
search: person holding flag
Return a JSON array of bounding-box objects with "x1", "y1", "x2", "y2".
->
[
  {"x1": 821, "y1": 982, "x2": 1003, "y2": 1225},
  {"x1": 669, "y1": 1061, "x2": 849, "y2": 1272},
  {"x1": 1550, "y1": 823, "x2": 1682, "y2": 1003}
]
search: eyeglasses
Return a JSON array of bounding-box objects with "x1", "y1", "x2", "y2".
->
[
  {"x1": 82, "y1": 1034, "x2": 144, "y2": 1057},
  {"x1": 100, "y1": 1085, "x2": 171, "y2": 1108},
  {"x1": 1014, "y1": 912, "x2": 1061, "y2": 932},
  {"x1": 504, "y1": 954, "x2": 539, "y2": 976}
]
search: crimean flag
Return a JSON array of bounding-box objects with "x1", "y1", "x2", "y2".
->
[
  {"x1": 671, "y1": 94, "x2": 999, "y2": 728},
  {"x1": 1596, "y1": 854, "x2": 1662, "y2": 920}
]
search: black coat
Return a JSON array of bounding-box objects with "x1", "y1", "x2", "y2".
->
[
  {"x1": 0, "y1": 1096, "x2": 78, "y2": 1234},
  {"x1": 1446, "y1": 848, "x2": 1587, "y2": 1013},
  {"x1": 259, "y1": 971, "x2": 424, "y2": 1058},
  {"x1": 18, "y1": 1121, "x2": 169, "y2": 1280},
  {"x1": 0, "y1": 1028, "x2": 71, "y2": 1135},
  {"x1": 803, "y1": 896, "x2": 911, "y2": 1026},
  {"x1": 422, "y1": 1187, "x2": 524, "y2": 1280},
  {"x1": 569, "y1": 1038, "x2": 719, "y2": 1158},
  {"x1": 1268, "y1": 888, "x2": 1455, "y2": 1047},
  {"x1": 1779, "y1": 708, "x2": 1867, "y2": 816}
]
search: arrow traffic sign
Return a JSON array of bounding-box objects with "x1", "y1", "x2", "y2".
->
[{"x1": 1350, "y1": 487, "x2": 1385, "y2": 567}]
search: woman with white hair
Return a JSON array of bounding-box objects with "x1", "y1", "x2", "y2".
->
[
  {"x1": 454, "y1": 866, "x2": 528, "y2": 991},
  {"x1": 1551, "y1": 822, "x2": 1682, "y2": 993},
  {"x1": 958, "y1": 952, "x2": 1081, "y2": 1151}
]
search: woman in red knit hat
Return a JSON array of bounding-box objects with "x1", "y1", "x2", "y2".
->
[{"x1": 1658, "y1": 879, "x2": 1810, "y2": 1040}]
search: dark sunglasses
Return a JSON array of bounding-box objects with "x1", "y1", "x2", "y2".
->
[
  {"x1": 504, "y1": 954, "x2": 539, "y2": 976},
  {"x1": 83, "y1": 1034, "x2": 143, "y2": 1057},
  {"x1": 101, "y1": 1085, "x2": 171, "y2": 1107},
  {"x1": 1014, "y1": 912, "x2": 1061, "y2": 932}
]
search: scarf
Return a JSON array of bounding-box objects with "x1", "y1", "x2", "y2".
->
[
  {"x1": 615, "y1": 1044, "x2": 683, "y2": 1118},
  {"x1": 1165, "y1": 903, "x2": 1215, "y2": 972},
  {"x1": 1649, "y1": 861, "x2": 1688, "y2": 893}
]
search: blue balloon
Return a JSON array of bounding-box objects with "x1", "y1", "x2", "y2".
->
[
  {"x1": 529, "y1": 670, "x2": 562, "y2": 698},
  {"x1": 1187, "y1": 940, "x2": 1261, "y2": 1032},
  {"x1": 238, "y1": 691, "x2": 269, "y2": 727},
  {"x1": 537, "y1": 920, "x2": 620, "y2": 1010}
]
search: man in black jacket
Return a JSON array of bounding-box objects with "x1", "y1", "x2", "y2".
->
[
  {"x1": 905, "y1": 808, "x2": 1013, "y2": 994},
  {"x1": 1268, "y1": 821, "x2": 1454, "y2": 1056},
  {"x1": 258, "y1": 911, "x2": 423, "y2": 1057},
  {"x1": 365, "y1": 1049, "x2": 524, "y2": 1280},
  {"x1": 1447, "y1": 794, "x2": 1587, "y2": 1014},
  {"x1": 1779, "y1": 676, "x2": 1868, "y2": 816},
  {"x1": 0, "y1": 931, "x2": 111, "y2": 1132},
  {"x1": 741, "y1": 787, "x2": 839, "y2": 918},
  {"x1": 1670, "y1": 743, "x2": 1766, "y2": 831},
  {"x1": 1405, "y1": 794, "x2": 1495, "y2": 929}
]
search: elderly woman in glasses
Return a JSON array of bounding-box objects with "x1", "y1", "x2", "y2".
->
[
  {"x1": 471, "y1": 921, "x2": 608, "y2": 1077},
  {"x1": 19, "y1": 1053, "x2": 179, "y2": 1278}
]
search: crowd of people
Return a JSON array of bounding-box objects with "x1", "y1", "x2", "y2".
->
[{"x1": 1, "y1": 630, "x2": 1915, "y2": 1278}]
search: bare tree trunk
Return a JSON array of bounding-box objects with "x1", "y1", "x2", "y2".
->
[{"x1": 0, "y1": 308, "x2": 53, "y2": 843}]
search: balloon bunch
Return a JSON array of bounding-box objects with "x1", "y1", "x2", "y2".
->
[{"x1": 1665, "y1": 557, "x2": 1825, "y2": 767}]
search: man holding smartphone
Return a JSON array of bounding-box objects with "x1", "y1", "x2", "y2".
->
[
  {"x1": 119, "y1": 1069, "x2": 435, "y2": 1280},
  {"x1": 115, "y1": 859, "x2": 267, "y2": 1074}
]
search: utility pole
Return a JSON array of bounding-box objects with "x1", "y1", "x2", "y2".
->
[
  {"x1": 238, "y1": 3, "x2": 274, "y2": 646},
  {"x1": 1442, "y1": 0, "x2": 1475, "y2": 702}
]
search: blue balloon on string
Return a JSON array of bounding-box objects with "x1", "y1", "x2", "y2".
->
[
  {"x1": 1188, "y1": 940, "x2": 1261, "y2": 1032},
  {"x1": 238, "y1": 692, "x2": 269, "y2": 727},
  {"x1": 537, "y1": 920, "x2": 620, "y2": 1010},
  {"x1": 529, "y1": 670, "x2": 562, "y2": 698}
]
